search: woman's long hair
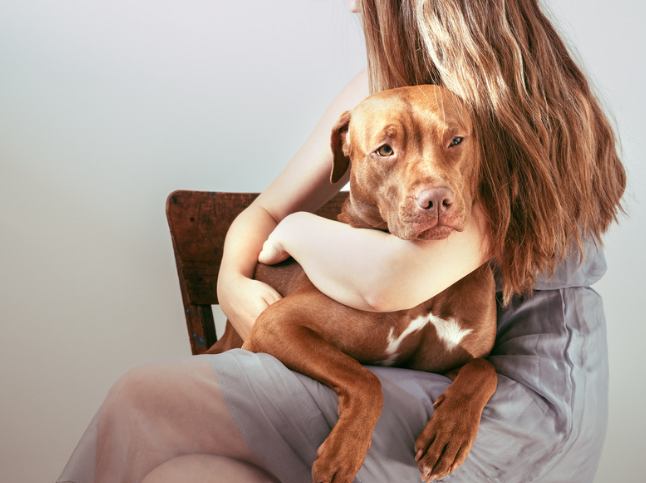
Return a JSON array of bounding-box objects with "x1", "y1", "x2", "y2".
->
[{"x1": 359, "y1": 0, "x2": 626, "y2": 303}]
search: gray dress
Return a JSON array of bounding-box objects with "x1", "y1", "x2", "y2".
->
[
  {"x1": 58, "y1": 243, "x2": 609, "y2": 482},
  {"x1": 212, "y1": 243, "x2": 609, "y2": 482}
]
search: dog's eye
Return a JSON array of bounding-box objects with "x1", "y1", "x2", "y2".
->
[
  {"x1": 376, "y1": 145, "x2": 394, "y2": 157},
  {"x1": 449, "y1": 137, "x2": 463, "y2": 147}
]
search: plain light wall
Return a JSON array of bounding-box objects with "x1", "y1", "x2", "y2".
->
[{"x1": 0, "y1": 1, "x2": 643, "y2": 482}]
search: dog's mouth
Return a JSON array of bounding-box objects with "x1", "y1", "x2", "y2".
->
[
  {"x1": 416, "y1": 225, "x2": 456, "y2": 240},
  {"x1": 391, "y1": 216, "x2": 465, "y2": 241},
  {"x1": 375, "y1": 195, "x2": 469, "y2": 241},
  {"x1": 388, "y1": 221, "x2": 462, "y2": 241}
]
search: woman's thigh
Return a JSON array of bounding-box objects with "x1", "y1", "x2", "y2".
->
[
  {"x1": 141, "y1": 454, "x2": 279, "y2": 483},
  {"x1": 93, "y1": 355, "x2": 270, "y2": 482}
]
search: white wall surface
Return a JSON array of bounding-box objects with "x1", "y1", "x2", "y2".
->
[{"x1": 0, "y1": 1, "x2": 643, "y2": 482}]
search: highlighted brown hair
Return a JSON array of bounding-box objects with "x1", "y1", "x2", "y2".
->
[{"x1": 359, "y1": 0, "x2": 626, "y2": 302}]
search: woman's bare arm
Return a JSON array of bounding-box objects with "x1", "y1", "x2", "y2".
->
[
  {"x1": 219, "y1": 68, "x2": 490, "y2": 335},
  {"x1": 216, "y1": 70, "x2": 369, "y2": 338},
  {"x1": 259, "y1": 205, "x2": 491, "y2": 312}
]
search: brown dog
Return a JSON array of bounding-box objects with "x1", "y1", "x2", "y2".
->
[{"x1": 209, "y1": 85, "x2": 497, "y2": 483}]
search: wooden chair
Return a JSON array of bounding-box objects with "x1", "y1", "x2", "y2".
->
[{"x1": 166, "y1": 190, "x2": 349, "y2": 355}]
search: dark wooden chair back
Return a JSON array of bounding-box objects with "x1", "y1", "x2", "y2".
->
[{"x1": 166, "y1": 190, "x2": 348, "y2": 355}]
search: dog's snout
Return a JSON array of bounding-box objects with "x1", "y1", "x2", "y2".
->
[{"x1": 415, "y1": 188, "x2": 455, "y2": 214}]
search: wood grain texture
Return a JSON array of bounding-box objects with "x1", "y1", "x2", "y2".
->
[{"x1": 166, "y1": 190, "x2": 348, "y2": 354}]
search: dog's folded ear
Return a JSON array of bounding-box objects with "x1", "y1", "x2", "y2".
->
[{"x1": 330, "y1": 111, "x2": 352, "y2": 184}]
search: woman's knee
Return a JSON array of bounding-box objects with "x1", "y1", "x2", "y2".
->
[{"x1": 100, "y1": 358, "x2": 198, "y2": 422}]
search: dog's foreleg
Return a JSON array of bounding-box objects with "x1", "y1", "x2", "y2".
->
[
  {"x1": 414, "y1": 358, "x2": 497, "y2": 481},
  {"x1": 244, "y1": 298, "x2": 383, "y2": 483}
]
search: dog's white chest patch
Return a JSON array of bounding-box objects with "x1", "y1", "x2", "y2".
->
[
  {"x1": 383, "y1": 314, "x2": 428, "y2": 365},
  {"x1": 382, "y1": 313, "x2": 471, "y2": 365},
  {"x1": 428, "y1": 314, "x2": 472, "y2": 350}
]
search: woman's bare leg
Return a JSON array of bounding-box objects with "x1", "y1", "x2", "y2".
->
[
  {"x1": 141, "y1": 454, "x2": 278, "y2": 483},
  {"x1": 94, "y1": 356, "x2": 278, "y2": 483}
]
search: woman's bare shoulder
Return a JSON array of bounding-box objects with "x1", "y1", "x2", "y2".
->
[{"x1": 255, "y1": 70, "x2": 369, "y2": 221}]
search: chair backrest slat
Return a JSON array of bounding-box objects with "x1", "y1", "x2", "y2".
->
[{"x1": 166, "y1": 190, "x2": 348, "y2": 354}]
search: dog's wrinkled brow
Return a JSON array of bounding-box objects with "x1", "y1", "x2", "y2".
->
[
  {"x1": 445, "y1": 120, "x2": 468, "y2": 134},
  {"x1": 381, "y1": 125, "x2": 399, "y2": 139}
]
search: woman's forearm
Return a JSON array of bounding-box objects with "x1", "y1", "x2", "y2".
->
[
  {"x1": 215, "y1": 70, "x2": 368, "y2": 336},
  {"x1": 215, "y1": 69, "x2": 369, "y2": 337},
  {"x1": 260, "y1": 210, "x2": 491, "y2": 312},
  {"x1": 220, "y1": 203, "x2": 278, "y2": 280},
  {"x1": 216, "y1": 203, "x2": 281, "y2": 337}
]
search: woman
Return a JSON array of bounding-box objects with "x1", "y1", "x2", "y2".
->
[{"x1": 58, "y1": 1, "x2": 626, "y2": 482}]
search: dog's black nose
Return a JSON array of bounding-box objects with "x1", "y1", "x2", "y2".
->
[{"x1": 415, "y1": 187, "x2": 455, "y2": 214}]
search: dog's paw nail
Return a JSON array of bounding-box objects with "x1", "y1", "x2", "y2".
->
[{"x1": 415, "y1": 449, "x2": 423, "y2": 461}]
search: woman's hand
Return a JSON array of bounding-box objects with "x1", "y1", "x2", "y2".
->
[
  {"x1": 217, "y1": 271, "x2": 282, "y2": 340},
  {"x1": 258, "y1": 212, "x2": 303, "y2": 265},
  {"x1": 258, "y1": 236, "x2": 290, "y2": 266},
  {"x1": 219, "y1": 214, "x2": 301, "y2": 337},
  {"x1": 255, "y1": 209, "x2": 491, "y2": 313}
]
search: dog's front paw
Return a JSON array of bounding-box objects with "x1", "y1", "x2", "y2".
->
[
  {"x1": 414, "y1": 394, "x2": 480, "y2": 481},
  {"x1": 311, "y1": 429, "x2": 370, "y2": 483}
]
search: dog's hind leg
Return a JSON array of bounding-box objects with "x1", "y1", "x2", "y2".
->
[{"x1": 244, "y1": 299, "x2": 383, "y2": 483}]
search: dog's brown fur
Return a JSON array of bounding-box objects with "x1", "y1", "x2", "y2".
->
[{"x1": 209, "y1": 85, "x2": 497, "y2": 482}]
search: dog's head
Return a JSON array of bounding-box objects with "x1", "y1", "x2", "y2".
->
[{"x1": 331, "y1": 85, "x2": 480, "y2": 241}]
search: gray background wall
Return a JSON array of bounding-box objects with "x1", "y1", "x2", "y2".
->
[{"x1": 0, "y1": 1, "x2": 643, "y2": 481}]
